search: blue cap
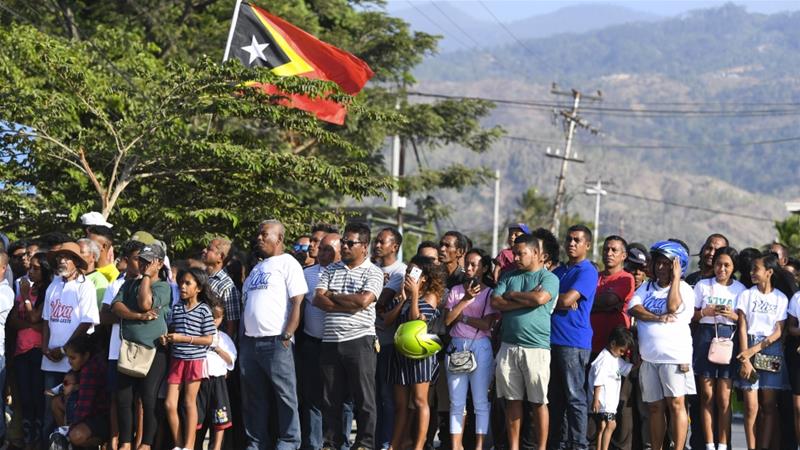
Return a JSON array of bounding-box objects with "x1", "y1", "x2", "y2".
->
[{"x1": 509, "y1": 223, "x2": 531, "y2": 235}]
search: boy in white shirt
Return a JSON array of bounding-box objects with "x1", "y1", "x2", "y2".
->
[
  {"x1": 196, "y1": 301, "x2": 237, "y2": 450},
  {"x1": 589, "y1": 326, "x2": 636, "y2": 450}
]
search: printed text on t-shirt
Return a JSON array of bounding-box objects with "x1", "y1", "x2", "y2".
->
[{"x1": 49, "y1": 299, "x2": 74, "y2": 322}]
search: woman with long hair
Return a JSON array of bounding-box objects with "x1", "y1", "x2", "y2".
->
[
  {"x1": 691, "y1": 247, "x2": 744, "y2": 450},
  {"x1": 385, "y1": 255, "x2": 446, "y2": 450},
  {"x1": 735, "y1": 252, "x2": 791, "y2": 450},
  {"x1": 10, "y1": 252, "x2": 52, "y2": 449},
  {"x1": 113, "y1": 244, "x2": 172, "y2": 450},
  {"x1": 444, "y1": 248, "x2": 498, "y2": 450}
]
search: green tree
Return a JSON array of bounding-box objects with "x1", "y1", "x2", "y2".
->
[
  {"x1": 775, "y1": 215, "x2": 800, "y2": 257},
  {"x1": 0, "y1": 0, "x2": 501, "y2": 250}
]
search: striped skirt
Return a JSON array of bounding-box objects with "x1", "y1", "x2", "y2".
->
[{"x1": 388, "y1": 350, "x2": 439, "y2": 386}]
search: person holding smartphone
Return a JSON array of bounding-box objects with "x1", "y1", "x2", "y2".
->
[
  {"x1": 383, "y1": 255, "x2": 446, "y2": 450},
  {"x1": 444, "y1": 248, "x2": 498, "y2": 450},
  {"x1": 691, "y1": 247, "x2": 744, "y2": 450}
]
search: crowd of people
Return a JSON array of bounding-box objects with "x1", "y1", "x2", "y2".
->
[{"x1": 2, "y1": 212, "x2": 800, "y2": 450}]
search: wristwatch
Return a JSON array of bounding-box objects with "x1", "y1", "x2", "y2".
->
[
  {"x1": 281, "y1": 332, "x2": 293, "y2": 341},
  {"x1": 461, "y1": 315, "x2": 469, "y2": 324}
]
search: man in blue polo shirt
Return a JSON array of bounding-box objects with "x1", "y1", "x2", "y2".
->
[{"x1": 548, "y1": 224, "x2": 599, "y2": 450}]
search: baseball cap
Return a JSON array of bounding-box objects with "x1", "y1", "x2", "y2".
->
[
  {"x1": 131, "y1": 230, "x2": 156, "y2": 245},
  {"x1": 138, "y1": 242, "x2": 166, "y2": 262},
  {"x1": 509, "y1": 223, "x2": 531, "y2": 235},
  {"x1": 626, "y1": 247, "x2": 648, "y2": 266},
  {"x1": 80, "y1": 211, "x2": 113, "y2": 228}
]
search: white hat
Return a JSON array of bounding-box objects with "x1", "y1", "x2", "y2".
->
[{"x1": 80, "y1": 211, "x2": 113, "y2": 228}]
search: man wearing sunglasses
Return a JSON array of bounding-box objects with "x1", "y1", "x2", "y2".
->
[{"x1": 313, "y1": 222, "x2": 384, "y2": 450}]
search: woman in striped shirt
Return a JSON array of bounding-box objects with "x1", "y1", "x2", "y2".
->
[
  {"x1": 161, "y1": 267, "x2": 218, "y2": 450},
  {"x1": 384, "y1": 255, "x2": 446, "y2": 450}
]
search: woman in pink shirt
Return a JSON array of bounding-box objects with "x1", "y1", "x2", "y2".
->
[
  {"x1": 444, "y1": 248, "x2": 500, "y2": 450},
  {"x1": 9, "y1": 252, "x2": 52, "y2": 448}
]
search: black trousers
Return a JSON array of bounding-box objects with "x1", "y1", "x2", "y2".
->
[
  {"x1": 117, "y1": 348, "x2": 168, "y2": 446},
  {"x1": 321, "y1": 336, "x2": 377, "y2": 450}
]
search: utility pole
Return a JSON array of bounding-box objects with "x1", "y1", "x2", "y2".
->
[
  {"x1": 584, "y1": 179, "x2": 611, "y2": 262},
  {"x1": 390, "y1": 100, "x2": 406, "y2": 261},
  {"x1": 492, "y1": 169, "x2": 500, "y2": 257},
  {"x1": 547, "y1": 86, "x2": 601, "y2": 236}
]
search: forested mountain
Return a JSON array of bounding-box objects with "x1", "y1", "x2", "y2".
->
[{"x1": 400, "y1": 4, "x2": 799, "y2": 251}]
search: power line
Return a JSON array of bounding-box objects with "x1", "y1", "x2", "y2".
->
[
  {"x1": 404, "y1": 1, "x2": 474, "y2": 51},
  {"x1": 476, "y1": 0, "x2": 556, "y2": 78},
  {"x1": 407, "y1": 91, "x2": 800, "y2": 117},
  {"x1": 604, "y1": 189, "x2": 775, "y2": 223},
  {"x1": 427, "y1": 1, "x2": 482, "y2": 48},
  {"x1": 502, "y1": 134, "x2": 800, "y2": 150}
]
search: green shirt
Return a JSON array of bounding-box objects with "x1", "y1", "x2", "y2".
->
[
  {"x1": 85, "y1": 270, "x2": 109, "y2": 311},
  {"x1": 493, "y1": 268, "x2": 560, "y2": 349},
  {"x1": 113, "y1": 278, "x2": 172, "y2": 348}
]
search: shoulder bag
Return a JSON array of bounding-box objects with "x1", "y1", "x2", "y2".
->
[
  {"x1": 117, "y1": 319, "x2": 157, "y2": 378},
  {"x1": 707, "y1": 314, "x2": 734, "y2": 365},
  {"x1": 448, "y1": 289, "x2": 491, "y2": 374}
]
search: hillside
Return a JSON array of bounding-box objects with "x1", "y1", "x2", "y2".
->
[
  {"x1": 383, "y1": 4, "x2": 799, "y2": 250},
  {"x1": 390, "y1": 2, "x2": 660, "y2": 52}
]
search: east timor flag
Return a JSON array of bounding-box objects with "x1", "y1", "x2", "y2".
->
[{"x1": 223, "y1": 1, "x2": 374, "y2": 125}]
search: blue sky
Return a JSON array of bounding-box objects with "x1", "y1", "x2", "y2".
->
[{"x1": 388, "y1": 1, "x2": 800, "y2": 21}]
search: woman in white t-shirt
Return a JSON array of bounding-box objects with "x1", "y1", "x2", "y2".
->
[
  {"x1": 691, "y1": 247, "x2": 744, "y2": 450},
  {"x1": 735, "y1": 252, "x2": 791, "y2": 450},
  {"x1": 627, "y1": 240, "x2": 695, "y2": 450},
  {"x1": 784, "y1": 287, "x2": 800, "y2": 445}
]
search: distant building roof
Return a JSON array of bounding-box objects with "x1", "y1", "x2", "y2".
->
[{"x1": 786, "y1": 200, "x2": 800, "y2": 214}]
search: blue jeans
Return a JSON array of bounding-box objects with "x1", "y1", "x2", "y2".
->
[
  {"x1": 42, "y1": 370, "x2": 65, "y2": 442},
  {"x1": 298, "y1": 335, "x2": 354, "y2": 450},
  {"x1": 548, "y1": 345, "x2": 590, "y2": 450},
  {"x1": 374, "y1": 346, "x2": 394, "y2": 449},
  {"x1": 14, "y1": 349, "x2": 43, "y2": 444},
  {"x1": 240, "y1": 336, "x2": 301, "y2": 450}
]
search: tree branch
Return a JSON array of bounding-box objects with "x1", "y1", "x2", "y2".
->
[
  {"x1": 78, "y1": 147, "x2": 107, "y2": 207},
  {"x1": 292, "y1": 138, "x2": 318, "y2": 154},
  {"x1": 135, "y1": 168, "x2": 220, "y2": 179}
]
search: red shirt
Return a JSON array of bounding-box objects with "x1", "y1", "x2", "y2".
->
[
  {"x1": 495, "y1": 248, "x2": 515, "y2": 274},
  {"x1": 590, "y1": 270, "x2": 635, "y2": 354}
]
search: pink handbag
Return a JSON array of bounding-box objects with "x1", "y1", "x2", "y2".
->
[{"x1": 707, "y1": 315, "x2": 734, "y2": 365}]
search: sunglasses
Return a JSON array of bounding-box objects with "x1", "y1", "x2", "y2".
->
[
  {"x1": 293, "y1": 244, "x2": 310, "y2": 253},
  {"x1": 341, "y1": 240, "x2": 363, "y2": 248}
]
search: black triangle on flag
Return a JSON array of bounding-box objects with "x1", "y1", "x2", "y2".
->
[{"x1": 226, "y1": 3, "x2": 290, "y2": 69}]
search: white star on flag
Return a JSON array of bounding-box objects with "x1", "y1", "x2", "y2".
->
[{"x1": 241, "y1": 35, "x2": 270, "y2": 65}]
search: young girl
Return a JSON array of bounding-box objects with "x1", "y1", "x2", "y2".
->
[
  {"x1": 735, "y1": 252, "x2": 791, "y2": 450},
  {"x1": 161, "y1": 267, "x2": 217, "y2": 450},
  {"x1": 444, "y1": 248, "x2": 498, "y2": 450},
  {"x1": 10, "y1": 252, "x2": 52, "y2": 448},
  {"x1": 692, "y1": 247, "x2": 744, "y2": 450},
  {"x1": 54, "y1": 334, "x2": 109, "y2": 447},
  {"x1": 196, "y1": 301, "x2": 237, "y2": 450},
  {"x1": 384, "y1": 255, "x2": 446, "y2": 450},
  {"x1": 589, "y1": 327, "x2": 635, "y2": 450}
]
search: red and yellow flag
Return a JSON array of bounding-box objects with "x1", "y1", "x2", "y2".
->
[{"x1": 223, "y1": 2, "x2": 374, "y2": 124}]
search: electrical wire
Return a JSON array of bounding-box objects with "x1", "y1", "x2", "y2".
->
[
  {"x1": 476, "y1": 0, "x2": 556, "y2": 78},
  {"x1": 408, "y1": 91, "x2": 800, "y2": 117},
  {"x1": 404, "y1": 0, "x2": 474, "y2": 50},
  {"x1": 604, "y1": 189, "x2": 776, "y2": 223}
]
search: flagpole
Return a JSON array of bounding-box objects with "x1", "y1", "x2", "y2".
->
[{"x1": 222, "y1": 0, "x2": 244, "y2": 62}]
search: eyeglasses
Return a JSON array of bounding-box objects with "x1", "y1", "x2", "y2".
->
[{"x1": 341, "y1": 240, "x2": 363, "y2": 248}]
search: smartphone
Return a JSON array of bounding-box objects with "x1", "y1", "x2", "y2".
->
[
  {"x1": 714, "y1": 304, "x2": 726, "y2": 312},
  {"x1": 466, "y1": 277, "x2": 479, "y2": 289},
  {"x1": 409, "y1": 267, "x2": 423, "y2": 282}
]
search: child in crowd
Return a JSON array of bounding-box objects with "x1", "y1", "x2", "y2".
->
[
  {"x1": 161, "y1": 267, "x2": 218, "y2": 450},
  {"x1": 196, "y1": 301, "x2": 236, "y2": 450},
  {"x1": 589, "y1": 326, "x2": 636, "y2": 450},
  {"x1": 51, "y1": 334, "x2": 110, "y2": 448}
]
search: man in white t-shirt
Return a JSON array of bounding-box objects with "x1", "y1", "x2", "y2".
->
[
  {"x1": 41, "y1": 242, "x2": 100, "y2": 438},
  {"x1": 0, "y1": 251, "x2": 17, "y2": 441},
  {"x1": 240, "y1": 219, "x2": 308, "y2": 450}
]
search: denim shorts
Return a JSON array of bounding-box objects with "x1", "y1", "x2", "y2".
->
[
  {"x1": 735, "y1": 335, "x2": 790, "y2": 391},
  {"x1": 693, "y1": 323, "x2": 737, "y2": 379}
]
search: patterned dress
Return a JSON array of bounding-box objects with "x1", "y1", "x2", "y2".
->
[{"x1": 388, "y1": 297, "x2": 440, "y2": 385}]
